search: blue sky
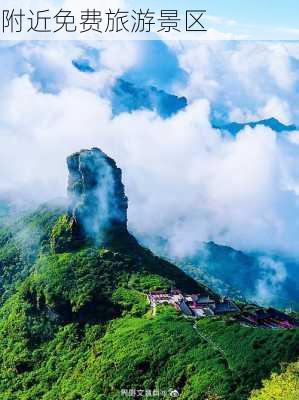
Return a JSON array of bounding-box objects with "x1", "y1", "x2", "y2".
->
[
  {"x1": 128, "y1": 0, "x2": 299, "y2": 39},
  {"x1": 145, "y1": 0, "x2": 299, "y2": 25},
  {"x1": 196, "y1": 0, "x2": 299, "y2": 39},
  {"x1": 202, "y1": 0, "x2": 299, "y2": 25}
]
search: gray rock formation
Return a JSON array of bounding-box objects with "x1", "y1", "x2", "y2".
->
[{"x1": 67, "y1": 148, "x2": 128, "y2": 243}]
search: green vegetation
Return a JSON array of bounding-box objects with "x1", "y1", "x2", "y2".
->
[
  {"x1": 0, "y1": 204, "x2": 62, "y2": 304},
  {"x1": 0, "y1": 203, "x2": 298, "y2": 399},
  {"x1": 250, "y1": 360, "x2": 299, "y2": 399},
  {"x1": 194, "y1": 318, "x2": 299, "y2": 399},
  {"x1": 50, "y1": 215, "x2": 78, "y2": 253}
]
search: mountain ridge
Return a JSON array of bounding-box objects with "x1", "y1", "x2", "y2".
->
[{"x1": 213, "y1": 117, "x2": 297, "y2": 135}]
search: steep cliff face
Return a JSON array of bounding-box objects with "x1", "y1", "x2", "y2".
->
[{"x1": 66, "y1": 148, "x2": 128, "y2": 244}]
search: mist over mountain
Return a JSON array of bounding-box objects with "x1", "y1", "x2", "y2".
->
[
  {"x1": 67, "y1": 148, "x2": 128, "y2": 244},
  {"x1": 175, "y1": 242, "x2": 299, "y2": 311},
  {"x1": 5, "y1": 53, "x2": 299, "y2": 311},
  {"x1": 98, "y1": 75, "x2": 299, "y2": 310},
  {"x1": 95, "y1": 75, "x2": 299, "y2": 310},
  {"x1": 1, "y1": 42, "x2": 299, "y2": 315}
]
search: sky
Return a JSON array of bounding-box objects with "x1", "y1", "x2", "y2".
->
[
  {"x1": 149, "y1": 0, "x2": 299, "y2": 38},
  {"x1": 197, "y1": 0, "x2": 299, "y2": 26}
]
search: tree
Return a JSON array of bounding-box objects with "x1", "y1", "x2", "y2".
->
[{"x1": 250, "y1": 361, "x2": 299, "y2": 400}]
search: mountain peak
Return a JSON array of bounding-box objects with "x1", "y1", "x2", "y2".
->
[
  {"x1": 66, "y1": 148, "x2": 128, "y2": 244},
  {"x1": 112, "y1": 79, "x2": 187, "y2": 118}
]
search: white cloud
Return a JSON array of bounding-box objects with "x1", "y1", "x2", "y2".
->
[
  {"x1": 15, "y1": 41, "x2": 139, "y2": 94},
  {"x1": 255, "y1": 257, "x2": 287, "y2": 305},
  {"x1": 167, "y1": 41, "x2": 299, "y2": 124},
  {"x1": 205, "y1": 15, "x2": 237, "y2": 27},
  {"x1": 258, "y1": 97, "x2": 292, "y2": 124}
]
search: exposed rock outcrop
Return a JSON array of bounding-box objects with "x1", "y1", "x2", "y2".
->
[{"x1": 66, "y1": 148, "x2": 128, "y2": 244}]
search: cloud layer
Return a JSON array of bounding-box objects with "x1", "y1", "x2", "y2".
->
[
  {"x1": 1, "y1": 40, "x2": 299, "y2": 262},
  {"x1": 168, "y1": 41, "x2": 299, "y2": 125}
]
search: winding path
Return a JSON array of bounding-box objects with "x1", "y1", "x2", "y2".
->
[{"x1": 192, "y1": 322, "x2": 232, "y2": 371}]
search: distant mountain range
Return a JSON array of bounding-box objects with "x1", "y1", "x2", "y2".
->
[
  {"x1": 111, "y1": 80, "x2": 298, "y2": 133},
  {"x1": 175, "y1": 241, "x2": 299, "y2": 311},
  {"x1": 146, "y1": 237, "x2": 299, "y2": 311},
  {"x1": 111, "y1": 79, "x2": 187, "y2": 118},
  {"x1": 72, "y1": 59, "x2": 187, "y2": 118},
  {"x1": 72, "y1": 59, "x2": 298, "y2": 133},
  {"x1": 213, "y1": 118, "x2": 297, "y2": 135}
]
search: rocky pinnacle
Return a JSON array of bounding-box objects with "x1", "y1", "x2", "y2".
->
[{"x1": 67, "y1": 148, "x2": 128, "y2": 243}]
